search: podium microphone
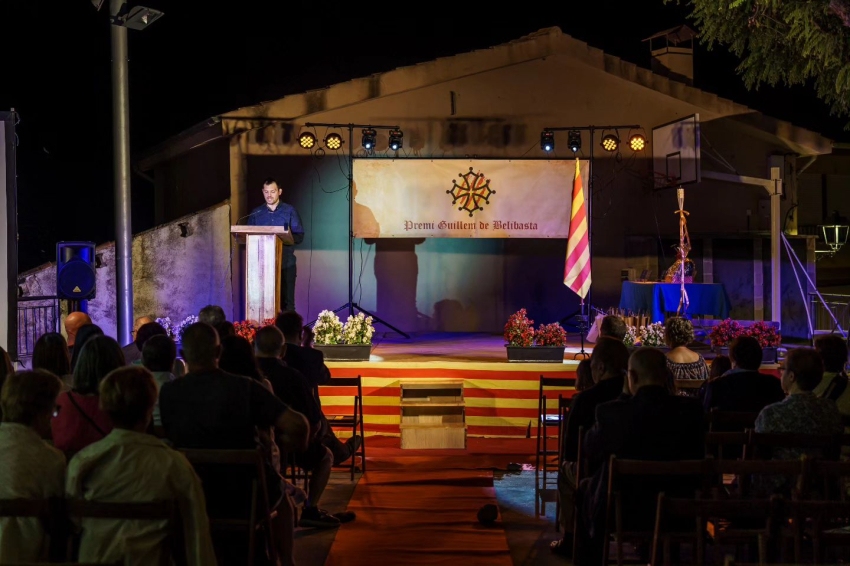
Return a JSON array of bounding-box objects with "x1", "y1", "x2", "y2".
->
[{"x1": 234, "y1": 209, "x2": 263, "y2": 225}]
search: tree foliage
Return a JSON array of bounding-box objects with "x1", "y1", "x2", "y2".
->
[{"x1": 670, "y1": 0, "x2": 850, "y2": 119}]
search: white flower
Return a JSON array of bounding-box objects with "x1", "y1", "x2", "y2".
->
[
  {"x1": 341, "y1": 312, "x2": 375, "y2": 345},
  {"x1": 314, "y1": 310, "x2": 343, "y2": 345}
]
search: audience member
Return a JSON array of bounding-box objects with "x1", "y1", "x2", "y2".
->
[
  {"x1": 198, "y1": 305, "x2": 226, "y2": 328},
  {"x1": 69, "y1": 324, "x2": 104, "y2": 372},
  {"x1": 121, "y1": 315, "x2": 154, "y2": 364},
  {"x1": 158, "y1": 322, "x2": 309, "y2": 565},
  {"x1": 0, "y1": 370, "x2": 65, "y2": 563},
  {"x1": 0, "y1": 346, "x2": 14, "y2": 417},
  {"x1": 216, "y1": 320, "x2": 236, "y2": 338},
  {"x1": 813, "y1": 334, "x2": 850, "y2": 414},
  {"x1": 255, "y1": 325, "x2": 347, "y2": 528},
  {"x1": 755, "y1": 347, "x2": 843, "y2": 492},
  {"x1": 551, "y1": 337, "x2": 628, "y2": 556},
  {"x1": 32, "y1": 332, "x2": 71, "y2": 383},
  {"x1": 67, "y1": 366, "x2": 215, "y2": 565},
  {"x1": 141, "y1": 335, "x2": 178, "y2": 427},
  {"x1": 219, "y1": 335, "x2": 265, "y2": 382},
  {"x1": 63, "y1": 312, "x2": 92, "y2": 355},
  {"x1": 709, "y1": 355, "x2": 732, "y2": 379},
  {"x1": 599, "y1": 315, "x2": 627, "y2": 341},
  {"x1": 275, "y1": 310, "x2": 362, "y2": 466},
  {"x1": 52, "y1": 336, "x2": 123, "y2": 458},
  {"x1": 574, "y1": 348, "x2": 705, "y2": 564},
  {"x1": 574, "y1": 359, "x2": 593, "y2": 393},
  {"x1": 702, "y1": 336, "x2": 785, "y2": 414},
  {"x1": 664, "y1": 317, "x2": 710, "y2": 389}
]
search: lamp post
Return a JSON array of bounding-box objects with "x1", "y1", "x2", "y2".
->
[{"x1": 100, "y1": 0, "x2": 163, "y2": 345}]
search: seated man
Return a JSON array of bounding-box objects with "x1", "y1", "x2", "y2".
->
[
  {"x1": 0, "y1": 370, "x2": 66, "y2": 563},
  {"x1": 599, "y1": 315, "x2": 627, "y2": 341},
  {"x1": 67, "y1": 366, "x2": 216, "y2": 565},
  {"x1": 574, "y1": 348, "x2": 705, "y2": 565},
  {"x1": 141, "y1": 334, "x2": 178, "y2": 427},
  {"x1": 122, "y1": 315, "x2": 154, "y2": 364},
  {"x1": 551, "y1": 337, "x2": 629, "y2": 556},
  {"x1": 755, "y1": 347, "x2": 843, "y2": 493},
  {"x1": 813, "y1": 334, "x2": 850, "y2": 414},
  {"x1": 275, "y1": 310, "x2": 362, "y2": 465},
  {"x1": 64, "y1": 311, "x2": 92, "y2": 357},
  {"x1": 254, "y1": 325, "x2": 344, "y2": 528},
  {"x1": 703, "y1": 336, "x2": 785, "y2": 415},
  {"x1": 159, "y1": 323, "x2": 309, "y2": 566}
]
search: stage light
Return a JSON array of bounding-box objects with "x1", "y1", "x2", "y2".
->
[
  {"x1": 298, "y1": 131, "x2": 316, "y2": 149},
  {"x1": 540, "y1": 130, "x2": 555, "y2": 152},
  {"x1": 629, "y1": 132, "x2": 646, "y2": 151},
  {"x1": 568, "y1": 130, "x2": 582, "y2": 153},
  {"x1": 324, "y1": 132, "x2": 343, "y2": 151},
  {"x1": 388, "y1": 130, "x2": 403, "y2": 151},
  {"x1": 361, "y1": 128, "x2": 377, "y2": 150},
  {"x1": 601, "y1": 133, "x2": 619, "y2": 152}
]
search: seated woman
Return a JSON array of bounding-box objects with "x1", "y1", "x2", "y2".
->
[
  {"x1": 0, "y1": 370, "x2": 65, "y2": 563},
  {"x1": 33, "y1": 332, "x2": 72, "y2": 388},
  {"x1": 664, "y1": 317, "x2": 709, "y2": 393},
  {"x1": 52, "y1": 335, "x2": 124, "y2": 458},
  {"x1": 66, "y1": 366, "x2": 216, "y2": 565}
]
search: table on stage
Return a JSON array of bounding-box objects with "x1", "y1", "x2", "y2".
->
[{"x1": 618, "y1": 281, "x2": 731, "y2": 322}]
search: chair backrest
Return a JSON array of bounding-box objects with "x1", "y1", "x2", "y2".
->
[
  {"x1": 321, "y1": 376, "x2": 362, "y2": 389},
  {"x1": 539, "y1": 375, "x2": 576, "y2": 389},
  {"x1": 713, "y1": 459, "x2": 806, "y2": 497},
  {"x1": 706, "y1": 408, "x2": 760, "y2": 432},
  {"x1": 0, "y1": 498, "x2": 52, "y2": 519},
  {"x1": 745, "y1": 432, "x2": 841, "y2": 460},
  {"x1": 674, "y1": 379, "x2": 704, "y2": 391},
  {"x1": 705, "y1": 431, "x2": 750, "y2": 461},
  {"x1": 803, "y1": 459, "x2": 850, "y2": 500}
]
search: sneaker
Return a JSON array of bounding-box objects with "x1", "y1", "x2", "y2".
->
[
  {"x1": 299, "y1": 507, "x2": 341, "y2": 529},
  {"x1": 332, "y1": 510, "x2": 356, "y2": 523}
]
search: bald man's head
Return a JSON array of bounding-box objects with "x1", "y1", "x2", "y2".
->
[
  {"x1": 64, "y1": 312, "x2": 92, "y2": 346},
  {"x1": 627, "y1": 347, "x2": 670, "y2": 394},
  {"x1": 134, "y1": 316, "x2": 154, "y2": 332}
]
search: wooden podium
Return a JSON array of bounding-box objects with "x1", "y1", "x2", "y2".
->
[{"x1": 231, "y1": 226, "x2": 294, "y2": 323}]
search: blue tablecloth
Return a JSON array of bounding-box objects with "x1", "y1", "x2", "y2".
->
[{"x1": 618, "y1": 282, "x2": 731, "y2": 323}]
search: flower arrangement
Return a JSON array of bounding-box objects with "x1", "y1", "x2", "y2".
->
[
  {"x1": 174, "y1": 315, "x2": 198, "y2": 342},
  {"x1": 708, "y1": 319, "x2": 746, "y2": 348},
  {"x1": 535, "y1": 322, "x2": 567, "y2": 347},
  {"x1": 748, "y1": 320, "x2": 781, "y2": 348},
  {"x1": 504, "y1": 308, "x2": 535, "y2": 347},
  {"x1": 342, "y1": 312, "x2": 375, "y2": 345},
  {"x1": 639, "y1": 322, "x2": 666, "y2": 347},
  {"x1": 623, "y1": 325, "x2": 639, "y2": 348},
  {"x1": 155, "y1": 317, "x2": 175, "y2": 339},
  {"x1": 233, "y1": 320, "x2": 258, "y2": 342},
  {"x1": 314, "y1": 310, "x2": 344, "y2": 345}
]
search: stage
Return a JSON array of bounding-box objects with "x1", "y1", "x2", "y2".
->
[{"x1": 320, "y1": 333, "x2": 582, "y2": 439}]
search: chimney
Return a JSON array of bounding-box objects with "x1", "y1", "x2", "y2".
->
[{"x1": 643, "y1": 25, "x2": 696, "y2": 86}]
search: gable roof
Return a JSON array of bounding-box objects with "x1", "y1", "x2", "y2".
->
[{"x1": 137, "y1": 27, "x2": 831, "y2": 171}]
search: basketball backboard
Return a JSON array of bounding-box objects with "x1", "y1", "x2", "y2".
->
[{"x1": 652, "y1": 114, "x2": 700, "y2": 189}]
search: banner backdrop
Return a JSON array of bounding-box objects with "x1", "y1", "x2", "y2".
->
[{"x1": 352, "y1": 159, "x2": 588, "y2": 238}]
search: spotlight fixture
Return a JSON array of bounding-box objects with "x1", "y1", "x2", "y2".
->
[
  {"x1": 540, "y1": 130, "x2": 555, "y2": 152},
  {"x1": 324, "y1": 132, "x2": 343, "y2": 151},
  {"x1": 298, "y1": 131, "x2": 316, "y2": 149},
  {"x1": 388, "y1": 129, "x2": 403, "y2": 151},
  {"x1": 567, "y1": 130, "x2": 582, "y2": 153},
  {"x1": 629, "y1": 132, "x2": 646, "y2": 152},
  {"x1": 600, "y1": 133, "x2": 619, "y2": 152},
  {"x1": 361, "y1": 128, "x2": 377, "y2": 150}
]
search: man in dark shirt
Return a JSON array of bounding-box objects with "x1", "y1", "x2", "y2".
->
[
  {"x1": 275, "y1": 310, "x2": 362, "y2": 465},
  {"x1": 254, "y1": 325, "x2": 345, "y2": 529},
  {"x1": 121, "y1": 315, "x2": 154, "y2": 364},
  {"x1": 703, "y1": 336, "x2": 785, "y2": 415},
  {"x1": 573, "y1": 348, "x2": 705, "y2": 565},
  {"x1": 159, "y1": 322, "x2": 310, "y2": 564},
  {"x1": 246, "y1": 177, "x2": 305, "y2": 311},
  {"x1": 551, "y1": 337, "x2": 629, "y2": 556}
]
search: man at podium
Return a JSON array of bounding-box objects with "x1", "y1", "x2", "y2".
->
[{"x1": 247, "y1": 177, "x2": 305, "y2": 311}]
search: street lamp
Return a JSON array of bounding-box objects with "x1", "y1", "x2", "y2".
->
[{"x1": 92, "y1": 0, "x2": 164, "y2": 345}]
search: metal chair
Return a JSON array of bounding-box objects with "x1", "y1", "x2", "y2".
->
[
  {"x1": 320, "y1": 375, "x2": 366, "y2": 480},
  {"x1": 535, "y1": 375, "x2": 575, "y2": 515}
]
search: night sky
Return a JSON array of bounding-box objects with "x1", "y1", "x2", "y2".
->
[{"x1": 3, "y1": 1, "x2": 842, "y2": 272}]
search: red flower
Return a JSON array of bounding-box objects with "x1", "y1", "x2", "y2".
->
[
  {"x1": 535, "y1": 322, "x2": 567, "y2": 347},
  {"x1": 504, "y1": 308, "x2": 535, "y2": 347}
]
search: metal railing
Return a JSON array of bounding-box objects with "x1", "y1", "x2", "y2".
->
[
  {"x1": 809, "y1": 293, "x2": 850, "y2": 335},
  {"x1": 16, "y1": 296, "x2": 60, "y2": 361}
]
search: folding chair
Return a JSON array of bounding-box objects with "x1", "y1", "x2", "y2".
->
[
  {"x1": 181, "y1": 449, "x2": 277, "y2": 566},
  {"x1": 0, "y1": 498, "x2": 62, "y2": 562},
  {"x1": 705, "y1": 432, "x2": 750, "y2": 462},
  {"x1": 711, "y1": 459, "x2": 805, "y2": 500},
  {"x1": 603, "y1": 457, "x2": 714, "y2": 565},
  {"x1": 803, "y1": 459, "x2": 850, "y2": 501},
  {"x1": 65, "y1": 499, "x2": 181, "y2": 566},
  {"x1": 745, "y1": 432, "x2": 841, "y2": 461},
  {"x1": 535, "y1": 375, "x2": 575, "y2": 515},
  {"x1": 706, "y1": 409, "x2": 760, "y2": 433},
  {"x1": 651, "y1": 494, "x2": 782, "y2": 566},
  {"x1": 320, "y1": 375, "x2": 366, "y2": 480},
  {"x1": 788, "y1": 499, "x2": 850, "y2": 564},
  {"x1": 553, "y1": 394, "x2": 571, "y2": 531}
]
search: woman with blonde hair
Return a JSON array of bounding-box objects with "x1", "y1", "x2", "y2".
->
[{"x1": 664, "y1": 317, "x2": 710, "y2": 391}]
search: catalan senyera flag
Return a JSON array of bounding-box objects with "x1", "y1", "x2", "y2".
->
[{"x1": 563, "y1": 158, "x2": 591, "y2": 298}]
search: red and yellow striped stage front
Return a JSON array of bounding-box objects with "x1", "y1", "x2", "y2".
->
[{"x1": 318, "y1": 334, "x2": 580, "y2": 438}]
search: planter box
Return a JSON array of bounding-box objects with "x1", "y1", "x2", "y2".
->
[
  {"x1": 506, "y1": 346, "x2": 565, "y2": 363},
  {"x1": 314, "y1": 344, "x2": 372, "y2": 361},
  {"x1": 714, "y1": 346, "x2": 777, "y2": 364}
]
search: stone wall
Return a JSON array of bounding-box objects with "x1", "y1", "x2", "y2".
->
[{"x1": 17, "y1": 202, "x2": 233, "y2": 344}]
